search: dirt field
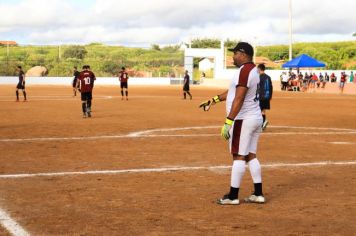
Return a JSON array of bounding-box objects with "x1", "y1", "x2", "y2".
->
[{"x1": 0, "y1": 85, "x2": 355, "y2": 235}]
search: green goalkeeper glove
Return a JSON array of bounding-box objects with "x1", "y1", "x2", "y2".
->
[
  {"x1": 199, "y1": 95, "x2": 220, "y2": 111},
  {"x1": 221, "y1": 117, "x2": 234, "y2": 140}
]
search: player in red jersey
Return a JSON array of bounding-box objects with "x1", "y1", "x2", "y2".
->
[
  {"x1": 119, "y1": 67, "x2": 129, "y2": 100},
  {"x1": 76, "y1": 65, "x2": 96, "y2": 118}
]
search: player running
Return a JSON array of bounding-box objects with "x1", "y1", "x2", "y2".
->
[
  {"x1": 119, "y1": 67, "x2": 129, "y2": 100},
  {"x1": 76, "y1": 65, "x2": 96, "y2": 118},
  {"x1": 15, "y1": 66, "x2": 27, "y2": 102},
  {"x1": 199, "y1": 42, "x2": 265, "y2": 205}
]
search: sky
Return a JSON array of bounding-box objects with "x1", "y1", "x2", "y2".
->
[{"x1": 0, "y1": 0, "x2": 355, "y2": 47}]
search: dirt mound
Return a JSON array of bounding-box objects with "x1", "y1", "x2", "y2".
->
[{"x1": 26, "y1": 66, "x2": 48, "y2": 77}]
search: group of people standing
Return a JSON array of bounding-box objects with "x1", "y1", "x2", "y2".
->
[
  {"x1": 16, "y1": 64, "x2": 132, "y2": 118},
  {"x1": 71, "y1": 66, "x2": 130, "y2": 118},
  {"x1": 280, "y1": 71, "x2": 355, "y2": 93}
]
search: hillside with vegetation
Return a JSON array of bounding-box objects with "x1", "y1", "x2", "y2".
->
[
  {"x1": 0, "y1": 40, "x2": 355, "y2": 77},
  {"x1": 257, "y1": 41, "x2": 356, "y2": 70},
  {"x1": 0, "y1": 43, "x2": 184, "y2": 77}
]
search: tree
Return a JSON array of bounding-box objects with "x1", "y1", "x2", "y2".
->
[
  {"x1": 63, "y1": 45, "x2": 87, "y2": 60},
  {"x1": 101, "y1": 61, "x2": 119, "y2": 76},
  {"x1": 224, "y1": 39, "x2": 239, "y2": 48},
  {"x1": 151, "y1": 44, "x2": 161, "y2": 51},
  {"x1": 191, "y1": 38, "x2": 221, "y2": 48},
  {"x1": 161, "y1": 45, "x2": 180, "y2": 53}
]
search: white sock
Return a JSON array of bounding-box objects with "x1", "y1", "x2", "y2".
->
[
  {"x1": 248, "y1": 158, "x2": 262, "y2": 183},
  {"x1": 230, "y1": 160, "x2": 246, "y2": 188}
]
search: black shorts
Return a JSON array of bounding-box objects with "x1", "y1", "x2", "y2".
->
[
  {"x1": 16, "y1": 82, "x2": 25, "y2": 90},
  {"x1": 120, "y1": 82, "x2": 128, "y2": 89},
  {"x1": 183, "y1": 85, "x2": 190, "y2": 91},
  {"x1": 72, "y1": 78, "x2": 78, "y2": 88},
  {"x1": 259, "y1": 99, "x2": 270, "y2": 110},
  {"x1": 81, "y1": 92, "x2": 92, "y2": 101}
]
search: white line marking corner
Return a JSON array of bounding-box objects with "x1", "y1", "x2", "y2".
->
[{"x1": 0, "y1": 207, "x2": 30, "y2": 236}]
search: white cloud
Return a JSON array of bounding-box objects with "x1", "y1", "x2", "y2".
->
[
  {"x1": 0, "y1": 0, "x2": 74, "y2": 28},
  {"x1": 0, "y1": 0, "x2": 355, "y2": 46}
]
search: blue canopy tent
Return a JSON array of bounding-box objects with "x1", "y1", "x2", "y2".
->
[{"x1": 282, "y1": 54, "x2": 326, "y2": 68}]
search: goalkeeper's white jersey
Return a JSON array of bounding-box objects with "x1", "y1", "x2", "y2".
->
[{"x1": 226, "y1": 62, "x2": 262, "y2": 120}]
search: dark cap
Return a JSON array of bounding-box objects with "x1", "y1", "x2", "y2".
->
[{"x1": 228, "y1": 42, "x2": 254, "y2": 57}]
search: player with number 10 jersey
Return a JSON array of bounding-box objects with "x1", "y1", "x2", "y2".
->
[
  {"x1": 78, "y1": 69, "x2": 95, "y2": 93},
  {"x1": 77, "y1": 65, "x2": 96, "y2": 118}
]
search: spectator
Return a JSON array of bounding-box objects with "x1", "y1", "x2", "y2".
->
[
  {"x1": 298, "y1": 72, "x2": 303, "y2": 81},
  {"x1": 330, "y1": 73, "x2": 336, "y2": 83},
  {"x1": 324, "y1": 72, "x2": 330, "y2": 82},
  {"x1": 318, "y1": 73, "x2": 324, "y2": 88},
  {"x1": 310, "y1": 73, "x2": 318, "y2": 91},
  {"x1": 349, "y1": 71, "x2": 354, "y2": 83},
  {"x1": 291, "y1": 77, "x2": 299, "y2": 91},
  {"x1": 297, "y1": 72, "x2": 303, "y2": 91},
  {"x1": 316, "y1": 73, "x2": 322, "y2": 88},
  {"x1": 339, "y1": 72, "x2": 346, "y2": 94},
  {"x1": 281, "y1": 72, "x2": 289, "y2": 91},
  {"x1": 302, "y1": 72, "x2": 309, "y2": 92}
]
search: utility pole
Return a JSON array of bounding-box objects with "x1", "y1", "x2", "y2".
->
[
  {"x1": 288, "y1": 0, "x2": 293, "y2": 61},
  {"x1": 6, "y1": 41, "x2": 9, "y2": 59},
  {"x1": 58, "y1": 45, "x2": 61, "y2": 61},
  {"x1": 253, "y1": 37, "x2": 257, "y2": 63},
  {"x1": 6, "y1": 41, "x2": 10, "y2": 76}
]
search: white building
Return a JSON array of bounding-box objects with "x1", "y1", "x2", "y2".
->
[{"x1": 199, "y1": 58, "x2": 214, "y2": 71}]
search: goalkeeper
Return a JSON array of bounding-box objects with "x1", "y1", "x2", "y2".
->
[{"x1": 199, "y1": 42, "x2": 265, "y2": 205}]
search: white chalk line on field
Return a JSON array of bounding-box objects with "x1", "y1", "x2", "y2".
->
[
  {"x1": 0, "y1": 95, "x2": 114, "y2": 102},
  {"x1": 329, "y1": 141, "x2": 354, "y2": 145},
  {"x1": 0, "y1": 95, "x2": 173, "y2": 102},
  {"x1": 1, "y1": 161, "x2": 355, "y2": 236},
  {"x1": 1, "y1": 125, "x2": 356, "y2": 143},
  {"x1": 0, "y1": 161, "x2": 355, "y2": 179},
  {"x1": 0, "y1": 208, "x2": 30, "y2": 236}
]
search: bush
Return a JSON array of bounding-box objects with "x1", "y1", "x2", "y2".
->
[
  {"x1": 191, "y1": 38, "x2": 221, "y2": 48},
  {"x1": 63, "y1": 45, "x2": 87, "y2": 60},
  {"x1": 151, "y1": 44, "x2": 161, "y2": 51},
  {"x1": 0, "y1": 60, "x2": 19, "y2": 76},
  {"x1": 101, "y1": 61, "x2": 119, "y2": 76}
]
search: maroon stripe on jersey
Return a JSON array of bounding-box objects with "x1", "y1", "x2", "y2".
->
[
  {"x1": 238, "y1": 63, "x2": 256, "y2": 87},
  {"x1": 231, "y1": 120, "x2": 243, "y2": 155}
]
